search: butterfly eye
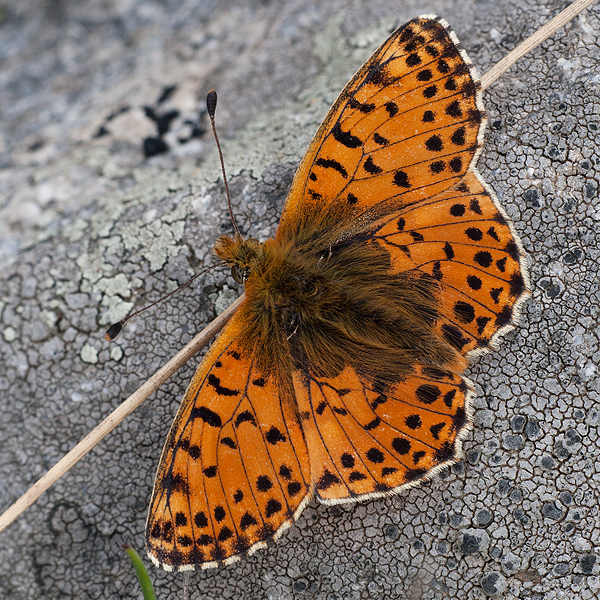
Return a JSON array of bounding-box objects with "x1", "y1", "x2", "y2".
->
[{"x1": 231, "y1": 265, "x2": 249, "y2": 284}]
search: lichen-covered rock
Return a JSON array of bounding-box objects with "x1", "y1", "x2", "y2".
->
[{"x1": 1, "y1": 1, "x2": 599, "y2": 599}]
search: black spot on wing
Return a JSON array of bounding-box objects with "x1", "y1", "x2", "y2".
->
[
  {"x1": 443, "y1": 389, "x2": 456, "y2": 408},
  {"x1": 266, "y1": 426, "x2": 286, "y2": 444},
  {"x1": 288, "y1": 481, "x2": 302, "y2": 496},
  {"x1": 423, "y1": 85, "x2": 437, "y2": 99},
  {"x1": 423, "y1": 110, "x2": 435, "y2": 122},
  {"x1": 474, "y1": 251, "x2": 493, "y2": 268},
  {"x1": 443, "y1": 242, "x2": 455, "y2": 259},
  {"x1": 413, "y1": 450, "x2": 426, "y2": 464},
  {"x1": 265, "y1": 499, "x2": 283, "y2": 517},
  {"x1": 490, "y1": 287, "x2": 503, "y2": 303},
  {"x1": 430, "y1": 161, "x2": 445, "y2": 174},
  {"x1": 366, "y1": 448, "x2": 384, "y2": 463},
  {"x1": 385, "y1": 102, "x2": 398, "y2": 117},
  {"x1": 332, "y1": 122, "x2": 362, "y2": 149},
  {"x1": 476, "y1": 316, "x2": 491, "y2": 334},
  {"x1": 240, "y1": 512, "x2": 258, "y2": 531},
  {"x1": 373, "y1": 132, "x2": 389, "y2": 145},
  {"x1": 450, "y1": 203, "x2": 465, "y2": 216},
  {"x1": 405, "y1": 414, "x2": 422, "y2": 430},
  {"x1": 195, "y1": 511, "x2": 208, "y2": 528},
  {"x1": 191, "y1": 405, "x2": 223, "y2": 427},
  {"x1": 279, "y1": 465, "x2": 292, "y2": 480},
  {"x1": 406, "y1": 52, "x2": 422, "y2": 67},
  {"x1": 364, "y1": 417, "x2": 381, "y2": 430},
  {"x1": 235, "y1": 411, "x2": 257, "y2": 427},
  {"x1": 348, "y1": 97, "x2": 375, "y2": 113},
  {"x1": 341, "y1": 453, "x2": 355, "y2": 468},
  {"x1": 430, "y1": 422, "x2": 446, "y2": 440},
  {"x1": 445, "y1": 100, "x2": 462, "y2": 117},
  {"x1": 208, "y1": 374, "x2": 239, "y2": 397},
  {"x1": 165, "y1": 473, "x2": 189, "y2": 494},
  {"x1": 393, "y1": 170, "x2": 411, "y2": 188},
  {"x1": 316, "y1": 157, "x2": 348, "y2": 178},
  {"x1": 221, "y1": 437, "x2": 237, "y2": 449},
  {"x1": 392, "y1": 437, "x2": 410, "y2": 455},
  {"x1": 363, "y1": 156, "x2": 383, "y2": 174},
  {"x1": 256, "y1": 475, "x2": 273, "y2": 492},
  {"x1": 442, "y1": 324, "x2": 469, "y2": 350},
  {"x1": 425, "y1": 135, "x2": 443, "y2": 152},
  {"x1": 203, "y1": 466, "x2": 217, "y2": 478},
  {"x1": 454, "y1": 301, "x2": 475, "y2": 323},
  {"x1": 451, "y1": 127, "x2": 466, "y2": 146},
  {"x1": 466, "y1": 227, "x2": 483, "y2": 241},
  {"x1": 415, "y1": 384, "x2": 441, "y2": 404},
  {"x1": 449, "y1": 157, "x2": 463, "y2": 172},
  {"x1": 317, "y1": 469, "x2": 341, "y2": 491}
]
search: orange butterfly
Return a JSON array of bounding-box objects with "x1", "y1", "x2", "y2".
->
[{"x1": 146, "y1": 15, "x2": 529, "y2": 571}]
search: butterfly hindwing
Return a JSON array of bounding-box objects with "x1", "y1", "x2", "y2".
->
[
  {"x1": 292, "y1": 364, "x2": 472, "y2": 503},
  {"x1": 278, "y1": 16, "x2": 485, "y2": 239},
  {"x1": 146, "y1": 308, "x2": 311, "y2": 571},
  {"x1": 365, "y1": 168, "x2": 529, "y2": 355}
]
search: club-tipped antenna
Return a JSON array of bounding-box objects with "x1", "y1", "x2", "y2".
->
[
  {"x1": 206, "y1": 89, "x2": 241, "y2": 239},
  {"x1": 105, "y1": 264, "x2": 219, "y2": 341}
]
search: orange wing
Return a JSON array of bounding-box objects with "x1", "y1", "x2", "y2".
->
[
  {"x1": 365, "y1": 168, "x2": 529, "y2": 355},
  {"x1": 277, "y1": 16, "x2": 485, "y2": 240},
  {"x1": 292, "y1": 363, "x2": 472, "y2": 503},
  {"x1": 286, "y1": 169, "x2": 529, "y2": 504},
  {"x1": 146, "y1": 307, "x2": 311, "y2": 571}
]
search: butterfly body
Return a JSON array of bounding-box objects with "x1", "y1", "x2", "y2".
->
[
  {"x1": 215, "y1": 229, "x2": 463, "y2": 384},
  {"x1": 147, "y1": 15, "x2": 529, "y2": 571}
]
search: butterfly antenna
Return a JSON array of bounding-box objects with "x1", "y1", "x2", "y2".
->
[
  {"x1": 105, "y1": 264, "x2": 220, "y2": 341},
  {"x1": 206, "y1": 89, "x2": 241, "y2": 239}
]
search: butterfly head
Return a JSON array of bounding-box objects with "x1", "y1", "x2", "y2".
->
[{"x1": 213, "y1": 234, "x2": 262, "y2": 283}]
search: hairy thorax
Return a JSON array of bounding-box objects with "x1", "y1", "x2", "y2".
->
[{"x1": 213, "y1": 233, "x2": 464, "y2": 383}]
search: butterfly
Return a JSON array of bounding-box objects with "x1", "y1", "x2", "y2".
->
[{"x1": 146, "y1": 15, "x2": 529, "y2": 571}]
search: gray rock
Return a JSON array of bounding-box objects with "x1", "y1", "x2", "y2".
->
[
  {"x1": 475, "y1": 509, "x2": 493, "y2": 528},
  {"x1": 480, "y1": 571, "x2": 508, "y2": 596},
  {"x1": 501, "y1": 551, "x2": 521, "y2": 576},
  {"x1": 510, "y1": 415, "x2": 526, "y2": 433},
  {"x1": 524, "y1": 418, "x2": 541, "y2": 440},
  {"x1": 1, "y1": 2, "x2": 599, "y2": 599},
  {"x1": 541, "y1": 502, "x2": 565, "y2": 521},
  {"x1": 580, "y1": 554, "x2": 597, "y2": 575},
  {"x1": 458, "y1": 528, "x2": 490, "y2": 556}
]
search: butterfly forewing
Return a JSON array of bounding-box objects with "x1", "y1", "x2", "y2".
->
[
  {"x1": 278, "y1": 16, "x2": 485, "y2": 239},
  {"x1": 146, "y1": 308, "x2": 311, "y2": 571},
  {"x1": 292, "y1": 364, "x2": 472, "y2": 503}
]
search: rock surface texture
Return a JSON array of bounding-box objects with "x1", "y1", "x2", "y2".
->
[{"x1": 1, "y1": 1, "x2": 599, "y2": 599}]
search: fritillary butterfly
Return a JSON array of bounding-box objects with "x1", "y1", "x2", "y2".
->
[{"x1": 146, "y1": 15, "x2": 529, "y2": 571}]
